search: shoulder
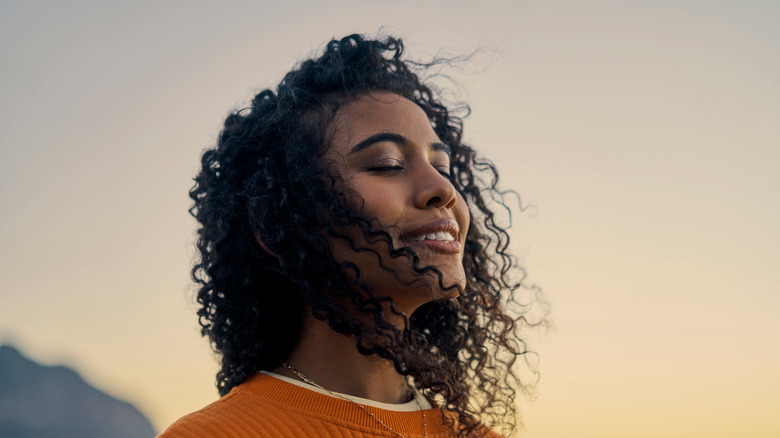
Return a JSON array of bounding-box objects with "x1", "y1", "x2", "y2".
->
[
  {"x1": 157, "y1": 373, "x2": 343, "y2": 438},
  {"x1": 157, "y1": 390, "x2": 248, "y2": 438},
  {"x1": 157, "y1": 379, "x2": 295, "y2": 438}
]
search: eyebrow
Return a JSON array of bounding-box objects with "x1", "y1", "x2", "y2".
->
[{"x1": 348, "y1": 132, "x2": 451, "y2": 156}]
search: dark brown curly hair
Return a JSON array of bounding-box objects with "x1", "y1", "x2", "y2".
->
[{"x1": 189, "y1": 34, "x2": 537, "y2": 437}]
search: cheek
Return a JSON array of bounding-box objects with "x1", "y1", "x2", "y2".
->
[
  {"x1": 352, "y1": 180, "x2": 406, "y2": 226},
  {"x1": 454, "y1": 192, "x2": 471, "y2": 243}
]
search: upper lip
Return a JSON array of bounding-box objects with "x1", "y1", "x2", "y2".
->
[{"x1": 400, "y1": 218, "x2": 459, "y2": 242}]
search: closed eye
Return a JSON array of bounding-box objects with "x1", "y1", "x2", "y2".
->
[
  {"x1": 436, "y1": 167, "x2": 451, "y2": 178},
  {"x1": 367, "y1": 165, "x2": 405, "y2": 173}
]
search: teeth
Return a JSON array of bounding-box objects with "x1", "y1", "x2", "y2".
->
[
  {"x1": 435, "y1": 231, "x2": 454, "y2": 241},
  {"x1": 409, "y1": 231, "x2": 455, "y2": 242}
]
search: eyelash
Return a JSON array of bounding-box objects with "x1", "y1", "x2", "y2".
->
[
  {"x1": 367, "y1": 165, "x2": 451, "y2": 178},
  {"x1": 367, "y1": 165, "x2": 404, "y2": 173}
]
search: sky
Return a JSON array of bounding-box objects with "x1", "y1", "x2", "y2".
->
[{"x1": 1, "y1": 1, "x2": 778, "y2": 437}]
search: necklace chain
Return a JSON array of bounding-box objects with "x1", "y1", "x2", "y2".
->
[{"x1": 280, "y1": 362, "x2": 427, "y2": 438}]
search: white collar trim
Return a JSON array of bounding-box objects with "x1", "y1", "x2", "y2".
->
[{"x1": 260, "y1": 370, "x2": 433, "y2": 411}]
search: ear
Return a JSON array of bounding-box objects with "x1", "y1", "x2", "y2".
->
[{"x1": 254, "y1": 231, "x2": 277, "y2": 257}]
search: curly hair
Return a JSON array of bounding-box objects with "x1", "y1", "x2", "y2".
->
[{"x1": 189, "y1": 34, "x2": 535, "y2": 437}]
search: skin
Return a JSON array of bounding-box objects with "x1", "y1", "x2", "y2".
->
[
  {"x1": 328, "y1": 92, "x2": 470, "y2": 312},
  {"x1": 274, "y1": 91, "x2": 470, "y2": 404}
]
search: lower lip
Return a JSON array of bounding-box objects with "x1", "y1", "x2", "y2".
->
[{"x1": 403, "y1": 240, "x2": 462, "y2": 254}]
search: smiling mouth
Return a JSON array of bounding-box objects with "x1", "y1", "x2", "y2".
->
[
  {"x1": 396, "y1": 218, "x2": 461, "y2": 254},
  {"x1": 399, "y1": 220, "x2": 461, "y2": 254}
]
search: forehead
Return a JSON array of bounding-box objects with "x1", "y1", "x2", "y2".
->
[{"x1": 326, "y1": 92, "x2": 438, "y2": 154}]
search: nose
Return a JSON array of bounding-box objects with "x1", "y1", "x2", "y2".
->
[{"x1": 413, "y1": 164, "x2": 458, "y2": 210}]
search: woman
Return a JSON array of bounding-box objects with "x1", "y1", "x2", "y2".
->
[{"x1": 161, "y1": 34, "x2": 533, "y2": 438}]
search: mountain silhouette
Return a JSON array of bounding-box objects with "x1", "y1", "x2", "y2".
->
[{"x1": 0, "y1": 344, "x2": 156, "y2": 438}]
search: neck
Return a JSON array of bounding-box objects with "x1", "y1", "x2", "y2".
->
[{"x1": 273, "y1": 315, "x2": 410, "y2": 404}]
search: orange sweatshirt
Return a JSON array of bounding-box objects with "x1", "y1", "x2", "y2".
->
[{"x1": 159, "y1": 373, "x2": 462, "y2": 437}]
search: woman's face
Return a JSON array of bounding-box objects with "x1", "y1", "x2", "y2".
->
[{"x1": 324, "y1": 91, "x2": 470, "y2": 314}]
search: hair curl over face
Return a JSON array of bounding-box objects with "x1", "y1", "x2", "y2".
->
[{"x1": 190, "y1": 34, "x2": 534, "y2": 437}]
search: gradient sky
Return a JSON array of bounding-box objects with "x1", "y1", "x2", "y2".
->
[{"x1": 1, "y1": 1, "x2": 778, "y2": 437}]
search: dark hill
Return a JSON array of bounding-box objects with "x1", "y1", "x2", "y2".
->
[{"x1": 0, "y1": 344, "x2": 156, "y2": 438}]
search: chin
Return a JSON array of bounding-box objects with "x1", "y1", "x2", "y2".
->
[
  {"x1": 418, "y1": 266, "x2": 466, "y2": 301},
  {"x1": 438, "y1": 269, "x2": 466, "y2": 296}
]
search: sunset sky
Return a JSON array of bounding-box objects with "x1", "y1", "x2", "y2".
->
[{"x1": 1, "y1": 1, "x2": 778, "y2": 437}]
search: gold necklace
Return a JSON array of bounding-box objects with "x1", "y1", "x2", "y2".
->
[{"x1": 280, "y1": 362, "x2": 428, "y2": 438}]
